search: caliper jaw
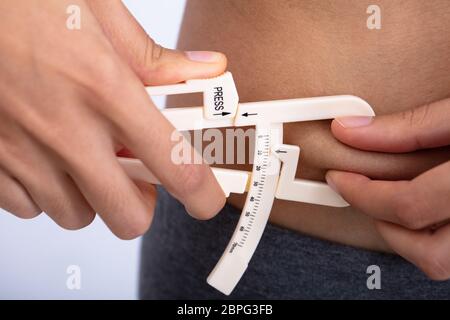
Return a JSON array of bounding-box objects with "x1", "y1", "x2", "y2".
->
[
  {"x1": 146, "y1": 72, "x2": 239, "y2": 120},
  {"x1": 272, "y1": 144, "x2": 349, "y2": 207}
]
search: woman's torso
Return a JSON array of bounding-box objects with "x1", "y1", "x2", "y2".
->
[{"x1": 168, "y1": 0, "x2": 450, "y2": 252}]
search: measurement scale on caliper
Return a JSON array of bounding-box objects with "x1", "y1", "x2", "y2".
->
[{"x1": 118, "y1": 72, "x2": 375, "y2": 295}]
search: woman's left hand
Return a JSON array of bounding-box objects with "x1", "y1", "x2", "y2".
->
[{"x1": 326, "y1": 98, "x2": 450, "y2": 280}]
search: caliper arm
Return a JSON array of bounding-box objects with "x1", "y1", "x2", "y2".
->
[{"x1": 117, "y1": 72, "x2": 375, "y2": 296}]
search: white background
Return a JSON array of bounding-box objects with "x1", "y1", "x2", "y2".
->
[{"x1": 0, "y1": 0, "x2": 186, "y2": 300}]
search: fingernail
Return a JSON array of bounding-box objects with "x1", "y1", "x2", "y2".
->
[
  {"x1": 325, "y1": 173, "x2": 339, "y2": 194},
  {"x1": 336, "y1": 116, "x2": 373, "y2": 128},
  {"x1": 185, "y1": 51, "x2": 223, "y2": 63}
]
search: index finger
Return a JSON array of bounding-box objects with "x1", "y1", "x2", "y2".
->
[
  {"x1": 326, "y1": 161, "x2": 450, "y2": 230},
  {"x1": 111, "y1": 77, "x2": 226, "y2": 220}
]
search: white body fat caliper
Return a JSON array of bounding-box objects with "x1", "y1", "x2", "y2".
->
[{"x1": 118, "y1": 72, "x2": 375, "y2": 295}]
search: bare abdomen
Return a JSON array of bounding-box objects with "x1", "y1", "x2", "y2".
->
[{"x1": 168, "y1": 0, "x2": 450, "y2": 252}]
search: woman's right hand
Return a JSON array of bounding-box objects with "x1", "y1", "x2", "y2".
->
[{"x1": 0, "y1": 0, "x2": 227, "y2": 239}]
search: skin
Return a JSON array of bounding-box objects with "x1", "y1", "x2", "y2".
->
[
  {"x1": 2, "y1": 0, "x2": 449, "y2": 281},
  {"x1": 168, "y1": 0, "x2": 450, "y2": 278},
  {"x1": 328, "y1": 99, "x2": 450, "y2": 280},
  {"x1": 0, "y1": 0, "x2": 227, "y2": 239}
]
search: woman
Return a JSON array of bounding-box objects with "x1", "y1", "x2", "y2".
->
[{"x1": 139, "y1": 0, "x2": 450, "y2": 299}]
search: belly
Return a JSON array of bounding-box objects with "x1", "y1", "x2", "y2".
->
[{"x1": 168, "y1": 0, "x2": 450, "y2": 252}]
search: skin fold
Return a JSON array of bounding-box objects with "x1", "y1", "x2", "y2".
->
[{"x1": 167, "y1": 0, "x2": 450, "y2": 252}]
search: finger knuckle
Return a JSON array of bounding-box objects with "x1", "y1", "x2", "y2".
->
[
  {"x1": 38, "y1": 125, "x2": 79, "y2": 159},
  {"x1": 57, "y1": 212, "x2": 95, "y2": 231},
  {"x1": 420, "y1": 246, "x2": 450, "y2": 280},
  {"x1": 42, "y1": 199, "x2": 67, "y2": 223},
  {"x1": 82, "y1": 55, "x2": 126, "y2": 102},
  {"x1": 115, "y1": 214, "x2": 153, "y2": 240},
  {"x1": 47, "y1": 198, "x2": 94, "y2": 231},
  {"x1": 17, "y1": 111, "x2": 85, "y2": 163},
  {"x1": 98, "y1": 184, "x2": 128, "y2": 213},
  {"x1": 401, "y1": 104, "x2": 429, "y2": 128},
  {"x1": 172, "y1": 164, "x2": 208, "y2": 200},
  {"x1": 0, "y1": 188, "x2": 41, "y2": 219},
  {"x1": 142, "y1": 38, "x2": 163, "y2": 74},
  {"x1": 11, "y1": 205, "x2": 41, "y2": 220},
  {"x1": 393, "y1": 188, "x2": 426, "y2": 230},
  {"x1": 89, "y1": 182, "x2": 153, "y2": 239},
  {"x1": 96, "y1": 56, "x2": 122, "y2": 83},
  {"x1": 400, "y1": 104, "x2": 432, "y2": 150}
]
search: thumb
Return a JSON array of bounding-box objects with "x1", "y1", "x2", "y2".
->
[
  {"x1": 88, "y1": 0, "x2": 227, "y2": 85},
  {"x1": 330, "y1": 98, "x2": 450, "y2": 153}
]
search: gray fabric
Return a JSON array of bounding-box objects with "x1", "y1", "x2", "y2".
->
[{"x1": 139, "y1": 187, "x2": 450, "y2": 299}]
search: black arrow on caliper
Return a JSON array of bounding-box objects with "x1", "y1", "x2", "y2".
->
[
  {"x1": 213, "y1": 112, "x2": 231, "y2": 116},
  {"x1": 275, "y1": 149, "x2": 287, "y2": 154},
  {"x1": 241, "y1": 112, "x2": 258, "y2": 117}
]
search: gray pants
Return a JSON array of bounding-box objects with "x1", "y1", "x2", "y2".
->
[{"x1": 139, "y1": 187, "x2": 450, "y2": 299}]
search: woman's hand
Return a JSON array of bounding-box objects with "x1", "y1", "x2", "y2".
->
[
  {"x1": 0, "y1": 0, "x2": 227, "y2": 239},
  {"x1": 326, "y1": 98, "x2": 450, "y2": 279}
]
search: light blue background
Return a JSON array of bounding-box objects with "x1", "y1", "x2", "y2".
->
[{"x1": 0, "y1": 0, "x2": 186, "y2": 300}]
